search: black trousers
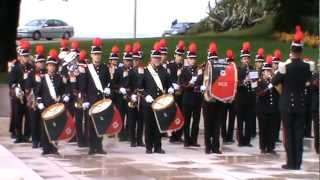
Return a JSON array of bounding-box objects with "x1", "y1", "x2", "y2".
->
[
  {"x1": 41, "y1": 118, "x2": 57, "y2": 153},
  {"x1": 13, "y1": 98, "x2": 30, "y2": 140},
  {"x1": 170, "y1": 95, "x2": 183, "y2": 142},
  {"x1": 128, "y1": 107, "x2": 144, "y2": 144},
  {"x1": 282, "y1": 112, "x2": 305, "y2": 169},
  {"x1": 74, "y1": 108, "x2": 88, "y2": 145},
  {"x1": 9, "y1": 96, "x2": 16, "y2": 135},
  {"x1": 304, "y1": 105, "x2": 312, "y2": 137},
  {"x1": 143, "y1": 106, "x2": 162, "y2": 151},
  {"x1": 274, "y1": 111, "x2": 282, "y2": 141},
  {"x1": 86, "y1": 111, "x2": 103, "y2": 151},
  {"x1": 221, "y1": 102, "x2": 236, "y2": 141},
  {"x1": 182, "y1": 103, "x2": 201, "y2": 145},
  {"x1": 313, "y1": 111, "x2": 319, "y2": 153},
  {"x1": 29, "y1": 108, "x2": 41, "y2": 145},
  {"x1": 258, "y1": 113, "x2": 277, "y2": 151},
  {"x1": 116, "y1": 97, "x2": 129, "y2": 141},
  {"x1": 236, "y1": 104, "x2": 254, "y2": 145},
  {"x1": 203, "y1": 101, "x2": 225, "y2": 152}
]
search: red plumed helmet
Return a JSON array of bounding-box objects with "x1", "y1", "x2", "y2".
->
[
  {"x1": 242, "y1": 41, "x2": 251, "y2": 51},
  {"x1": 257, "y1": 48, "x2": 264, "y2": 56},
  {"x1": 273, "y1": 49, "x2": 282, "y2": 59},
  {"x1": 266, "y1": 55, "x2": 273, "y2": 64},
  {"x1": 294, "y1": 31, "x2": 304, "y2": 42},
  {"x1": 188, "y1": 42, "x2": 197, "y2": 53},
  {"x1": 226, "y1": 49, "x2": 234, "y2": 59},
  {"x1": 111, "y1": 45, "x2": 120, "y2": 54},
  {"x1": 133, "y1": 42, "x2": 142, "y2": 52},
  {"x1": 124, "y1": 44, "x2": 132, "y2": 53},
  {"x1": 49, "y1": 49, "x2": 58, "y2": 59},
  {"x1": 92, "y1": 37, "x2": 103, "y2": 47},
  {"x1": 79, "y1": 50, "x2": 87, "y2": 60},
  {"x1": 35, "y1": 44, "x2": 45, "y2": 55},
  {"x1": 71, "y1": 40, "x2": 80, "y2": 49},
  {"x1": 177, "y1": 40, "x2": 185, "y2": 49},
  {"x1": 208, "y1": 42, "x2": 217, "y2": 53},
  {"x1": 20, "y1": 40, "x2": 31, "y2": 49},
  {"x1": 153, "y1": 41, "x2": 161, "y2": 51},
  {"x1": 60, "y1": 39, "x2": 69, "y2": 48},
  {"x1": 159, "y1": 38, "x2": 167, "y2": 47}
]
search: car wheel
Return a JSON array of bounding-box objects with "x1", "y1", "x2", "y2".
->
[
  {"x1": 46, "y1": 37, "x2": 53, "y2": 40},
  {"x1": 62, "y1": 32, "x2": 71, "y2": 39},
  {"x1": 32, "y1": 31, "x2": 41, "y2": 40}
]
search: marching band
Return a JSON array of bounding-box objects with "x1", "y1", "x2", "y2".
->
[{"x1": 7, "y1": 27, "x2": 318, "y2": 170}]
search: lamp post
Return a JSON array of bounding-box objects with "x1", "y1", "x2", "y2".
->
[{"x1": 133, "y1": 0, "x2": 137, "y2": 38}]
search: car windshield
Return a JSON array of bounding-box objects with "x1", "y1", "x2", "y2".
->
[
  {"x1": 172, "y1": 23, "x2": 186, "y2": 29},
  {"x1": 25, "y1": 19, "x2": 45, "y2": 26}
]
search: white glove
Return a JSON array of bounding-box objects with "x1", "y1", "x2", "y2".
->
[
  {"x1": 168, "y1": 87, "x2": 174, "y2": 94},
  {"x1": 15, "y1": 87, "x2": 23, "y2": 97},
  {"x1": 82, "y1": 102, "x2": 90, "y2": 110},
  {"x1": 267, "y1": 83, "x2": 273, "y2": 89},
  {"x1": 37, "y1": 103, "x2": 45, "y2": 110},
  {"x1": 172, "y1": 83, "x2": 180, "y2": 90},
  {"x1": 119, "y1": 87, "x2": 127, "y2": 95},
  {"x1": 145, "y1": 95, "x2": 154, "y2": 103},
  {"x1": 103, "y1": 88, "x2": 111, "y2": 95},
  {"x1": 189, "y1": 76, "x2": 197, "y2": 85},
  {"x1": 63, "y1": 95, "x2": 70, "y2": 103},
  {"x1": 131, "y1": 94, "x2": 137, "y2": 102},
  {"x1": 200, "y1": 85, "x2": 206, "y2": 92}
]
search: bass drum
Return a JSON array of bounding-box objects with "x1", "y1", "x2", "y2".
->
[
  {"x1": 89, "y1": 98, "x2": 122, "y2": 137},
  {"x1": 151, "y1": 94, "x2": 184, "y2": 133}
]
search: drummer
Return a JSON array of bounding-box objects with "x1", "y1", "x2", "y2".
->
[
  {"x1": 79, "y1": 38, "x2": 111, "y2": 155},
  {"x1": 35, "y1": 49, "x2": 69, "y2": 155},
  {"x1": 139, "y1": 41, "x2": 174, "y2": 154}
]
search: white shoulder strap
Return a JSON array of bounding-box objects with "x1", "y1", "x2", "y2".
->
[
  {"x1": 147, "y1": 64, "x2": 164, "y2": 91},
  {"x1": 45, "y1": 74, "x2": 58, "y2": 102},
  {"x1": 88, "y1": 64, "x2": 104, "y2": 92}
]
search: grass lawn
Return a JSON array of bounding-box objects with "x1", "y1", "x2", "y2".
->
[{"x1": 1, "y1": 18, "x2": 318, "y2": 84}]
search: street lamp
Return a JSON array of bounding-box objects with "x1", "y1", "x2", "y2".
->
[{"x1": 134, "y1": 0, "x2": 137, "y2": 38}]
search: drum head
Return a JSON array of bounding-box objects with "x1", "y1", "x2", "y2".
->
[
  {"x1": 89, "y1": 98, "x2": 113, "y2": 115},
  {"x1": 152, "y1": 94, "x2": 174, "y2": 110},
  {"x1": 41, "y1": 103, "x2": 65, "y2": 121}
]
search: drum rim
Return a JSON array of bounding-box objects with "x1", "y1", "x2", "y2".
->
[
  {"x1": 89, "y1": 98, "x2": 113, "y2": 115},
  {"x1": 151, "y1": 94, "x2": 175, "y2": 111},
  {"x1": 41, "y1": 103, "x2": 66, "y2": 121}
]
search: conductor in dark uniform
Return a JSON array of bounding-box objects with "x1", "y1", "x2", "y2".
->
[{"x1": 272, "y1": 30, "x2": 312, "y2": 170}]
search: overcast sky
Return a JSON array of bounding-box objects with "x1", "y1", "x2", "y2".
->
[{"x1": 19, "y1": 0, "x2": 210, "y2": 38}]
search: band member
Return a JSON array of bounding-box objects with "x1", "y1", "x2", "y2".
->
[
  {"x1": 222, "y1": 50, "x2": 237, "y2": 143},
  {"x1": 8, "y1": 40, "x2": 32, "y2": 143},
  {"x1": 159, "y1": 38, "x2": 169, "y2": 68},
  {"x1": 168, "y1": 40, "x2": 185, "y2": 143},
  {"x1": 202, "y1": 42, "x2": 226, "y2": 154},
  {"x1": 35, "y1": 49, "x2": 69, "y2": 155},
  {"x1": 127, "y1": 42, "x2": 145, "y2": 147},
  {"x1": 79, "y1": 38, "x2": 111, "y2": 155},
  {"x1": 256, "y1": 55, "x2": 279, "y2": 154},
  {"x1": 140, "y1": 41, "x2": 174, "y2": 154},
  {"x1": 26, "y1": 44, "x2": 46, "y2": 148},
  {"x1": 109, "y1": 45, "x2": 121, "y2": 81},
  {"x1": 311, "y1": 67, "x2": 319, "y2": 154},
  {"x1": 272, "y1": 49, "x2": 282, "y2": 142},
  {"x1": 113, "y1": 44, "x2": 133, "y2": 142},
  {"x1": 272, "y1": 29, "x2": 312, "y2": 170},
  {"x1": 235, "y1": 41, "x2": 257, "y2": 147},
  {"x1": 179, "y1": 42, "x2": 203, "y2": 148},
  {"x1": 303, "y1": 58, "x2": 314, "y2": 138}
]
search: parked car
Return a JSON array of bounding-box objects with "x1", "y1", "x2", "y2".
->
[
  {"x1": 17, "y1": 19, "x2": 74, "y2": 40},
  {"x1": 163, "y1": 22, "x2": 195, "y2": 36}
]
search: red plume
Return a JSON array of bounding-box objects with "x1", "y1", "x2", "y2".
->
[
  {"x1": 257, "y1": 48, "x2": 264, "y2": 56},
  {"x1": 153, "y1": 41, "x2": 161, "y2": 51},
  {"x1": 35, "y1": 44, "x2": 45, "y2": 55},
  {"x1": 226, "y1": 49, "x2": 234, "y2": 59},
  {"x1": 124, "y1": 44, "x2": 132, "y2": 53},
  {"x1": 71, "y1": 40, "x2": 79, "y2": 49},
  {"x1": 60, "y1": 39, "x2": 69, "y2": 48},
  {"x1": 295, "y1": 25, "x2": 302, "y2": 33},
  {"x1": 111, "y1": 45, "x2": 120, "y2": 54},
  {"x1": 242, "y1": 41, "x2": 251, "y2": 51},
  {"x1": 20, "y1": 40, "x2": 31, "y2": 49},
  {"x1": 49, "y1": 49, "x2": 58, "y2": 59},
  {"x1": 92, "y1": 37, "x2": 103, "y2": 47},
  {"x1": 159, "y1": 38, "x2": 167, "y2": 47},
  {"x1": 294, "y1": 31, "x2": 304, "y2": 42},
  {"x1": 273, "y1": 49, "x2": 282, "y2": 59},
  {"x1": 133, "y1": 41, "x2": 142, "y2": 52},
  {"x1": 208, "y1": 42, "x2": 217, "y2": 53},
  {"x1": 266, "y1": 55, "x2": 273, "y2": 64},
  {"x1": 79, "y1": 50, "x2": 87, "y2": 60},
  {"x1": 177, "y1": 40, "x2": 185, "y2": 49},
  {"x1": 188, "y1": 42, "x2": 197, "y2": 53}
]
